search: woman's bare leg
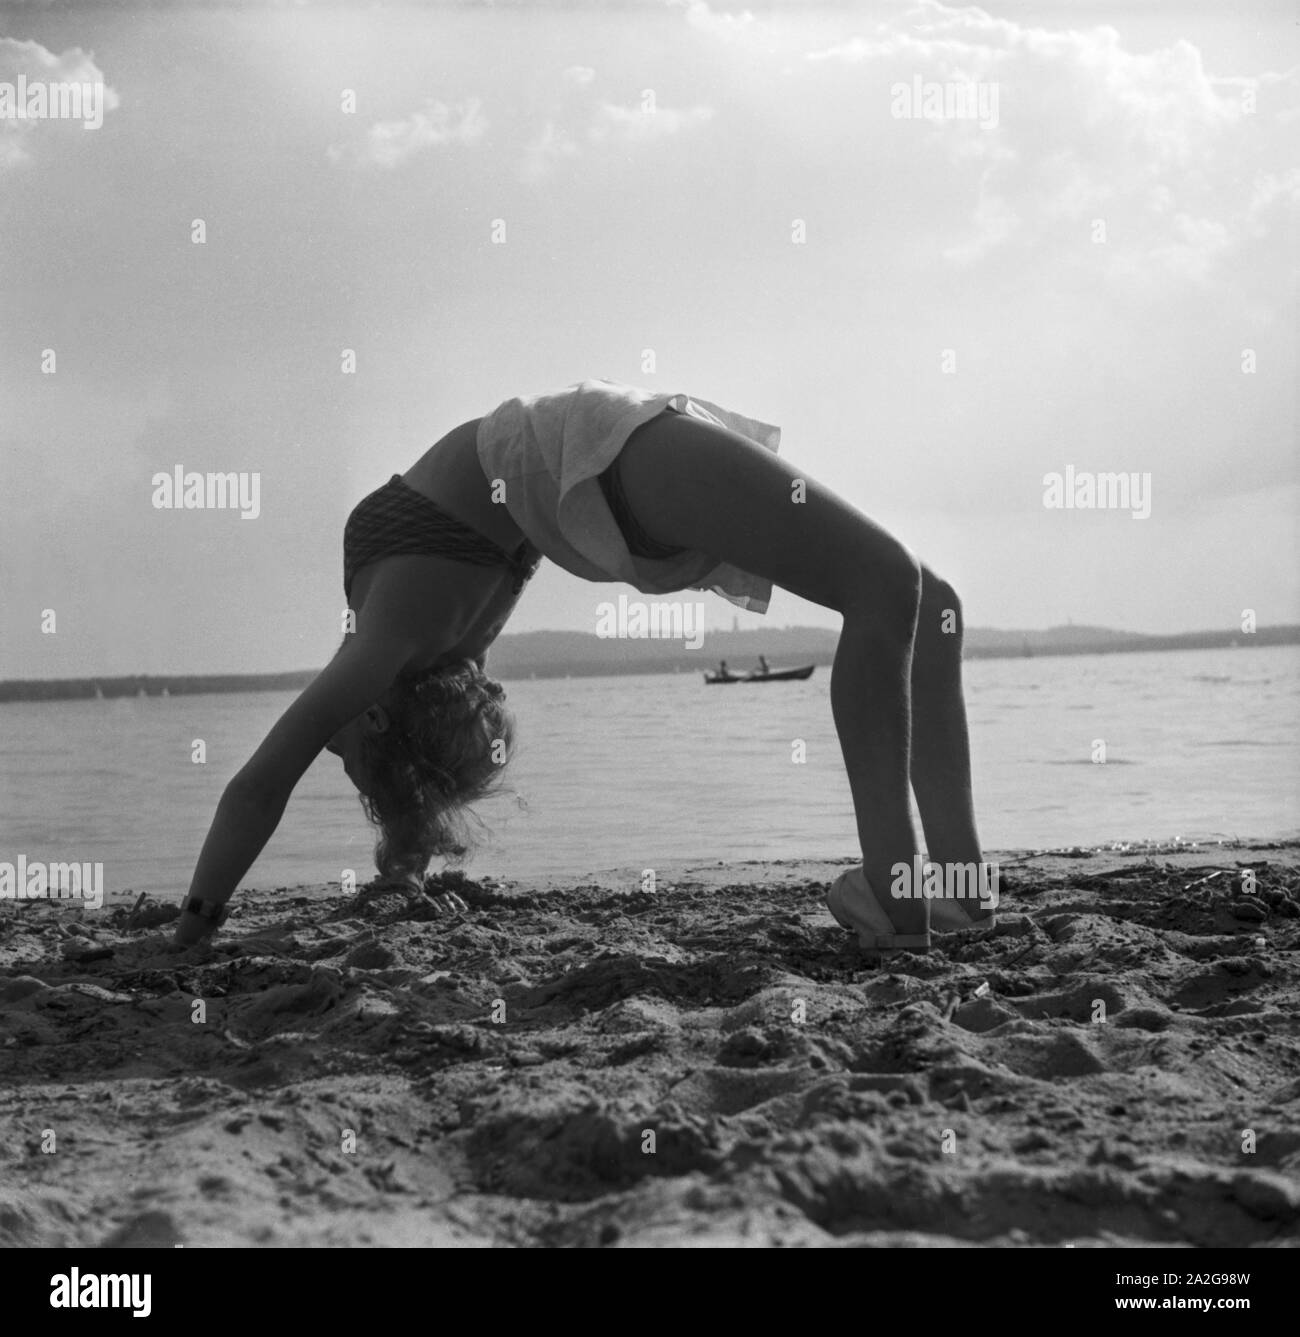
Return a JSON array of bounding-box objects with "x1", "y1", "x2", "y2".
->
[
  {"x1": 911, "y1": 568, "x2": 992, "y2": 920},
  {"x1": 614, "y1": 412, "x2": 928, "y2": 936},
  {"x1": 829, "y1": 584, "x2": 925, "y2": 933}
]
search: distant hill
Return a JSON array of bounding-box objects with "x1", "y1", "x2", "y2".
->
[{"x1": 0, "y1": 623, "x2": 1295, "y2": 701}]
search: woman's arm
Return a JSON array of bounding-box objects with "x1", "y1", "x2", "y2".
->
[{"x1": 173, "y1": 629, "x2": 416, "y2": 945}]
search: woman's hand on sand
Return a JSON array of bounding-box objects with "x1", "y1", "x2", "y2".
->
[
  {"x1": 368, "y1": 874, "x2": 468, "y2": 917},
  {"x1": 425, "y1": 890, "x2": 468, "y2": 917}
]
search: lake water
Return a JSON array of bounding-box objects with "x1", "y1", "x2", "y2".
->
[{"x1": 1, "y1": 645, "x2": 1297, "y2": 900}]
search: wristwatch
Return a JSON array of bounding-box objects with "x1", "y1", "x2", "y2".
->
[{"x1": 183, "y1": 897, "x2": 231, "y2": 927}]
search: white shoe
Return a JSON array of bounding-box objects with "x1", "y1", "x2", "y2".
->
[
  {"x1": 929, "y1": 898, "x2": 998, "y2": 934},
  {"x1": 825, "y1": 868, "x2": 930, "y2": 953}
]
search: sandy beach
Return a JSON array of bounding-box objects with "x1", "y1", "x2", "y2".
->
[{"x1": 2, "y1": 841, "x2": 1298, "y2": 1249}]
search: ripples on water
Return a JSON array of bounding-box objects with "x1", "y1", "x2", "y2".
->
[{"x1": 1, "y1": 645, "x2": 1296, "y2": 898}]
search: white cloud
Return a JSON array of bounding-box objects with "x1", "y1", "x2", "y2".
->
[
  {"x1": 587, "y1": 100, "x2": 714, "y2": 145},
  {"x1": 562, "y1": 65, "x2": 596, "y2": 87},
  {"x1": 802, "y1": 1, "x2": 1299, "y2": 283},
  {"x1": 941, "y1": 187, "x2": 1019, "y2": 266},
  {"x1": 667, "y1": 0, "x2": 758, "y2": 45},
  {"x1": 0, "y1": 38, "x2": 120, "y2": 168},
  {"x1": 329, "y1": 97, "x2": 487, "y2": 169},
  {"x1": 519, "y1": 97, "x2": 714, "y2": 181},
  {"x1": 520, "y1": 120, "x2": 579, "y2": 183},
  {"x1": 0, "y1": 135, "x2": 27, "y2": 170},
  {"x1": 1145, "y1": 212, "x2": 1233, "y2": 284}
]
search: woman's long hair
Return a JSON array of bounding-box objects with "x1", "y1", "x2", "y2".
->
[{"x1": 353, "y1": 660, "x2": 514, "y2": 884}]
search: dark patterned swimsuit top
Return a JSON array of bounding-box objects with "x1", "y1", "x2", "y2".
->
[{"x1": 343, "y1": 474, "x2": 540, "y2": 602}]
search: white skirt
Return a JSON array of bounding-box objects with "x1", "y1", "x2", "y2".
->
[{"x1": 476, "y1": 379, "x2": 782, "y2": 613}]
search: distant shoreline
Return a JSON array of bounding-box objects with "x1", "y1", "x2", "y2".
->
[{"x1": 1, "y1": 624, "x2": 1295, "y2": 703}]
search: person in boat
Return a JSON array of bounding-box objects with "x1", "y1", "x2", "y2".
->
[
  {"x1": 757, "y1": 655, "x2": 770, "y2": 676},
  {"x1": 717, "y1": 660, "x2": 730, "y2": 677},
  {"x1": 175, "y1": 379, "x2": 993, "y2": 952}
]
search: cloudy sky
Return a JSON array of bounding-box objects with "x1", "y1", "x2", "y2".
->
[{"x1": 1, "y1": 0, "x2": 1295, "y2": 677}]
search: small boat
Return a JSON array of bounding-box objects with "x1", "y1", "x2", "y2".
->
[
  {"x1": 704, "y1": 664, "x2": 815, "y2": 684},
  {"x1": 744, "y1": 664, "x2": 814, "y2": 682}
]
